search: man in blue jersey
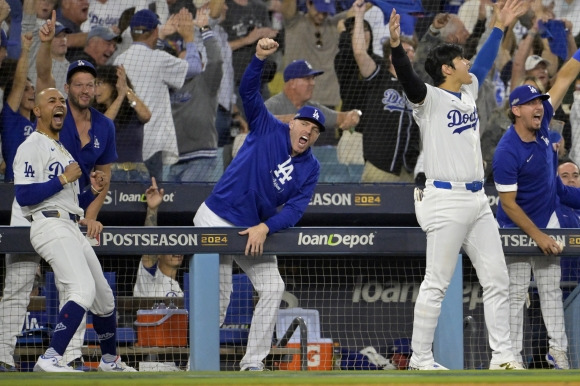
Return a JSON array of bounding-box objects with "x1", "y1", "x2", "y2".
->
[
  {"x1": 193, "y1": 37, "x2": 324, "y2": 371},
  {"x1": 493, "y1": 46, "x2": 580, "y2": 369}
]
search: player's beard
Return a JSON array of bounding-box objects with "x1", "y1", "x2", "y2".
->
[{"x1": 68, "y1": 90, "x2": 93, "y2": 112}]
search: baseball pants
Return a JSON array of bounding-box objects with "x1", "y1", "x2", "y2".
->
[
  {"x1": 411, "y1": 183, "x2": 515, "y2": 367},
  {"x1": 194, "y1": 202, "x2": 285, "y2": 370}
]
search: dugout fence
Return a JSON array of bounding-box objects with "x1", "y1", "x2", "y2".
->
[{"x1": 0, "y1": 226, "x2": 579, "y2": 371}]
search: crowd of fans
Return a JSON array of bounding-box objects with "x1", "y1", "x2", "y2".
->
[{"x1": 0, "y1": 0, "x2": 579, "y2": 185}]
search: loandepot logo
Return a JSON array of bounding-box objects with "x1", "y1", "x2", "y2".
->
[{"x1": 298, "y1": 232, "x2": 376, "y2": 248}]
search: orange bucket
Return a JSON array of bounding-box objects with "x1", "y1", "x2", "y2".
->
[
  {"x1": 278, "y1": 340, "x2": 333, "y2": 371},
  {"x1": 134, "y1": 308, "x2": 188, "y2": 347}
]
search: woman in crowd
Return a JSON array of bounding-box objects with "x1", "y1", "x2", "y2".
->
[{"x1": 94, "y1": 64, "x2": 151, "y2": 182}]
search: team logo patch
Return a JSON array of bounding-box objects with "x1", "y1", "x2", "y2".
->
[
  {"x1": 312, "y1": 109, "x2": 320, "y2": 120},
  {"x1": 54, "y1": 322, "x2": 67, "y2": 333},
  {"x1": 98, "y1": 332, "x2": 115, "y2": 341}
]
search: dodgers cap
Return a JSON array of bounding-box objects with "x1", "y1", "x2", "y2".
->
[
  {"x1": 284, "y1": 60, "x2": 324, "y2": 82},
  {"x1": 294, "y1": 105, "x2": 326, "y2": 132},
  {"x1": 509, "y1": 84, "x2": 550, "y2": 107},
  {"x1": 130, "y1": 9, "x2": 161, "y2": 33},
  {"x1": 54, "y1": 22, "x2": 72, "y2": 36},
  {"x1": 67, "y1": 59, "x2": 97, "y2": 82},
  {"x1": 311, "y1": 0, "x2": 336, "y2": 16}
]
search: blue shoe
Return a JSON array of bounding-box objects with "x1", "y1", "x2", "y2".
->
[{"x1": 0, "y1": 361, "x2": 17, "y2": 372}]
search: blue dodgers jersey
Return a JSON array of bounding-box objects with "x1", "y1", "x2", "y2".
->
[
  {"x1": 59, "y1": 102, "x2": 118, "y2": 189},
  {"x1": 1, "y1": 102, "x2": 35, "y2": 182},
  {"x1": 205, "y1": 55, "x2": 320, "y2": 234},
  {"x1": 494, "y1": 99, "x2": 557, "y2": 228}
]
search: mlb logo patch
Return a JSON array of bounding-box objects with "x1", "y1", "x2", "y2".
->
[{"x1": 83, "y1": 232, "x2": 101, "y2": 246}]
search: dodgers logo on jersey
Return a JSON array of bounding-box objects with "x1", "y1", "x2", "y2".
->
[
  {"x1": 24, "y1": 125, "x2": 34, "y2": 137},
  {"x1": 272, "y1": 157, "x2": 294, "y2": 192},
  {"x1": 447, "y1": 107, "x2": 479, "y2": 134},
  {"x1": 382, "y1": 89, "x2": 409, "y2": 112},
  {"x1": 48, "y1": 161, "x2": 66, "y2": 178}
]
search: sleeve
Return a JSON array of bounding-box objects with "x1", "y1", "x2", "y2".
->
[
  {"x1": 201, "y1": 31, "x2": 224, "y2": 92},
  {"x1": 264, "y1": 161, "x2": 320, "y2": 234},
  {"x1": 183, "y1": 42, "x2": 203, "y2": 79},
  {"x1": 557, "y1": 177, "x2": 580, "y2": 209},
  {"x1": 239, "y1": 55, "x2": 281, "y2": 135},
  {"x1": 492, "y1": 141, "x2": 519, "y2": 192},
  {"x1": 15, "y1": 178, "x2": 63, "y2": 207},
  {"x1": 470, "y1": 27, "x2": 503, "y2": 86},
  {"x1": 13, "y1": 139, "x2": 64, "y2": 206},
  {"x1": 391, "y1": 43, "x2": 427, "y2": 104}
]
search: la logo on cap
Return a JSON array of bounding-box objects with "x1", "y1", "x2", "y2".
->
[
  {"x1": 77, "y1": 60, "x2": 86, "y2": 66},
  {"x1": 313, "y1": 109, "x2": 320, "y2": 120},
  {"x1": 528, "y1": 85, "x2": 538, "y2": 93}
]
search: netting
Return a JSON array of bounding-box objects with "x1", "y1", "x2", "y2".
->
[{"x1": 1, "y1": 0, "x2": 580, "y2": 372}]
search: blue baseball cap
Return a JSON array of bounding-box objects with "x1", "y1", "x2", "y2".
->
[
  {"x1": 67, "y1": 59, "x2": 97, "y2": 82},
  {"x1": 54, "y1": 22, "x2": 72, "y2": 36},
  {"x1": 284, "y1": 60, "x2": 324, "y2": 82},
  {"x1": 0, "y1": 29, "x2": 7, "y2": 48},
  {"x1": 509, "y1": 84, "x2": 550, "y2": 107},
  {"x1": 294, "y1": 105, "x2": 326, "y2": 132},
  {"x1": 311, "y1": 0, "x2": 336, "y2": 15},
  {"x1": 130, "y1": 9, "x2": 161, "y2": 33}
]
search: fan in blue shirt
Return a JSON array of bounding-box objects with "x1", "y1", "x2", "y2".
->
[{"x1": 193, "y1": 38, "x2": 323, "y2": 372}]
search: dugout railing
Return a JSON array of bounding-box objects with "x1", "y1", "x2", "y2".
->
[{"x1": 1, "y1": 226, "x2": 579, "y2": 370}]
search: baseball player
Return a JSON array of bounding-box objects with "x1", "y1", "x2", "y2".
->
[
  {"x1": 193, "y1": 38, "x2": 323, "y2": 371},
  {"x1": 12, "y1": 87, "x2": 134, "y2": 372},
  {"x1": 493, "y1": 45, "x2": 580, "y2": 369},
  {"x1": 388, "y1": 1, "x2": 526, "y2": 370},
  {"x1": 35, "y1": 13, "x2": 118, "y2": 369},
  {"x1": 134, "y1": 177, "x2": 184, "y2": 298}
]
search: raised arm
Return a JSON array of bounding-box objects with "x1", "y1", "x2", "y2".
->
[
  {"x1": 471, "y1": 0, "x2": 526, "y2": 86},
  {"x1": 141, "y1": 177, "x2": 164, "y2": 268},
  {"x1": 281, "y1": 0, "x2": 297, "y2": 21},
  {"x1": 7, "y1": 33, "x2": 33, "y2": 113},
  {"x1": 36, "y1": 10, "x2": 56, "y2": 92},
  {"x1": 389, "y1": 9, "x2": 427, "y2": 104},
  {"x1": 547, "y1": 48, "x2": 580, "y2": 111},
  {"x1": 351, "y1": 0, "x2": 376, "y2": 78}
]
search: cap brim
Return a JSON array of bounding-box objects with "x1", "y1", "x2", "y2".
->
[
  {"x1": 516, "y1": 94, "x2": 550, "y2": 106},
  {"x1": 298, "y1": 117, "x2": 325, "y2": 132},
  {"x1": 67, "y1": 66, "x2": 97, "y2": 82}
]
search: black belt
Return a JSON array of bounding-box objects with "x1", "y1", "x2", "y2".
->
[{"x1": 26, "y1": 210, "x2": 80, "y2": 222}]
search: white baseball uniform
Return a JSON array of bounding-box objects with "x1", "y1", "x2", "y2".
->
[
  {"x1": 133, "y1": 261, "x2": 184, "y2": 298},
  {"x1": 410, "y1": 75, "x2": 515, "y2": 367},
  {"x1": 13, "y1": 132, "x2": 114, "y2": 317}
]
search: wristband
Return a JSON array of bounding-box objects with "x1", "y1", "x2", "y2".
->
[
  {"x1": 573, "y1": 48, "x2": 580, "y2": 63},
  {"x1": 61, "y1": 174, "x2": 68, "y2": 184},
  {"x1": 91, "y1": 185, "x2": 103, "y2": 195}
]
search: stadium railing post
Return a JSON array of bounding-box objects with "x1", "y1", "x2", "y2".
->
[{"x1": 189, "y1": 253, "x2": 220, "y2": 371}]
